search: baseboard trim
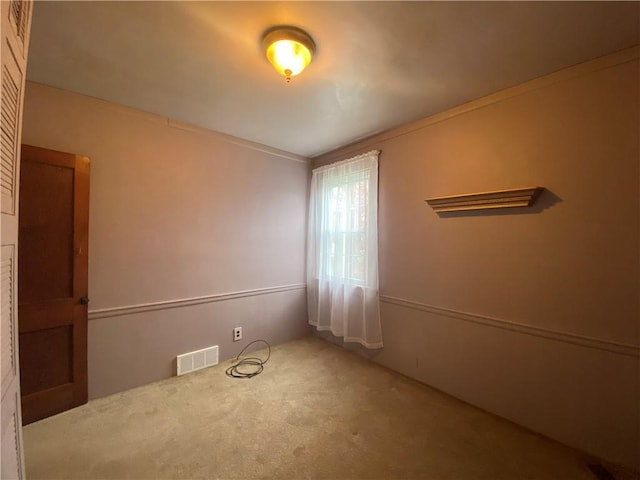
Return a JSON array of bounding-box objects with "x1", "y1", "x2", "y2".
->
[
  {"x1": 380, "y1": 295, "x2": 639, "y2": 358},
  {"x1": 88, "y1": 284, "x2": 307, "y2": 321}
]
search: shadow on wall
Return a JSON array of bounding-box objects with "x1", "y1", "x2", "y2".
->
[{"x1": 435, "y1": 188, "x2": 562, "y2": 218}]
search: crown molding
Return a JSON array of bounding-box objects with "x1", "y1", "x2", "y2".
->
[{"x1": 314, "y1": 46, "x2": 640, "y2": 164}]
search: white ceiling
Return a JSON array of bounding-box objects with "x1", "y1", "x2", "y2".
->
[{"x1": 27, "y1": 1, "x2": 639, "y2": 158}]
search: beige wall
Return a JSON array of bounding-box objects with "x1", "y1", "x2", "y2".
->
[
  {"x1": 21, "y1": 82, "x2": 310, "y2": 399},
  {"x1": 314, "y1": 50, "x2": 639, "y2": 469}
]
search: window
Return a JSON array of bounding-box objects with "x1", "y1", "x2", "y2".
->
[
  {"x1": 306, "y1": 150, "x2": 382, "y2": 348},
  {"x1": 322, "y1": 168, "x2": 370, "y2": 284}
]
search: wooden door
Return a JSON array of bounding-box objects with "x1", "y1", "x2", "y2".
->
[
  {"x1": 1, "y1": 1, "x2": 33, "y2": 477},
  {"x1": 18, "y1": 145, "x2": 89, "y2": 425}
]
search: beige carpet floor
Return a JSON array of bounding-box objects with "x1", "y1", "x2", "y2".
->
[{"x1": 23, "y1": 336, "x2": 620, "y2": 479}]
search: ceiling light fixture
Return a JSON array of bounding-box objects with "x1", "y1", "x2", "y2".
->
[{"x1": 262, "y1": 26, "x2": 315, "y2": 83}]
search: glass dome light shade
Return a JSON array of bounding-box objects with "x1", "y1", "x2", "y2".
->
[{"x1": 262, "y1": 27, "x2": 316, "y2": 82}]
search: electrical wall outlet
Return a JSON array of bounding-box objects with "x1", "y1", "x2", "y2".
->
[{"x1": 233, "y1": 327, "x2": 242, "y2": 342}]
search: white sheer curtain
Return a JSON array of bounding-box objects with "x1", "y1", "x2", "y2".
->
[{"x1": 306, "y1": 150, "x2": 382, "y2": 348}]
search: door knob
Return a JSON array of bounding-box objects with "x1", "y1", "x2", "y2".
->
[{"x1": 80, "y1": 296, "x2": 90, "y2": 305}]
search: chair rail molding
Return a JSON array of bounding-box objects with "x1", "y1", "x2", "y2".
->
[
  {"x1": 89, "y1": 283, "x2": 306, "y2": 320},
  {"x1": 380, "y1": 295, "x2": 639, "y2": 358}
]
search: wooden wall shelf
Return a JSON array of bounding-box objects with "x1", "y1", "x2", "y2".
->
[{"x1": 425, "y1": 187, "x2": 544, "y2": 213}]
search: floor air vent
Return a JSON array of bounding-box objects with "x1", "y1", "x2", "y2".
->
[{"x1": 177, "y1": 345, "x2": 219, "y2": 376}]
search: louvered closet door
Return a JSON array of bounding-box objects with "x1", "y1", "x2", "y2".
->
[
  {"x1": 1, "y1": 18, "x2": 23, "y2": 216},
  {"x1": 1, "y1": 1, "x2": 32, "y2": 479}
]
